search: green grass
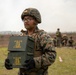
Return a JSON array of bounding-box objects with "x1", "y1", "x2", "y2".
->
[
  {"x1": 0, "y1": 47, "x2": 76, "y2": 75},
  {"x1": 48, "y1": 47, "x2": 76, "y2": 75},
  {"x1": 0, "y1": 47, "x2": 18, "y2": 75}
]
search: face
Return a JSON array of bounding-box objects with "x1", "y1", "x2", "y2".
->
[{"x1": 23, "y1": 16, "x2": 37, "y2": 30}]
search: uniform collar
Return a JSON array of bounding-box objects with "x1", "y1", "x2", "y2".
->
[{"x1": 21, "y1": 26, "x2": 40, "y2": 35}]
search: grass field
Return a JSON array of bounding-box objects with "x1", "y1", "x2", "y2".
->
[{"x1": 0, "y1": 47, "x2": 76, "y2": 75}]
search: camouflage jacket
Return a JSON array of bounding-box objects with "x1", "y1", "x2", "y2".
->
[
  {"x1": 56, "y1": 31, "x2": 62, "y2": 38},
  {"x1": 20, "y1": 27, "x2": 56, "y2": 74}
]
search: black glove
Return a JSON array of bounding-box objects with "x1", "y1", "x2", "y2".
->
[
  {"x1": 23, "y1": 58, "x2": 35, "y2": 70},
  {"x1": 4, "y1": 59, "x2": 13, "y2": 70}
]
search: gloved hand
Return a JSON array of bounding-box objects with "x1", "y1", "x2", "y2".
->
[
  {"x1": 23, "y1": 58, "x2": 35, "y2": 70},
  {"x1": 4, "y1": 59, "x2": 13, "y2": 70}
]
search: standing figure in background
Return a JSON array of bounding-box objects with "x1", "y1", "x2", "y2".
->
[{"x1": 56, "y1": 28, "x2": 62, "y2": 47}]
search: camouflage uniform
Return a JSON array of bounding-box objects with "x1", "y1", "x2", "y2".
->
[
  {"x1": 19, "y1": 8, "x2": 56, "y2": 75},
  {"x1": 56, "y1": 28, "x2": 62, "y2": 47},
  {"x1": 19, "y1": 27, "x2": 56, "y2": 75},
  {"x1": 61, "y1": 34, "x2": 68, "y2": 46},
  {"x1": 68, "y1": 36, "x2": 74, "y2": 47}
]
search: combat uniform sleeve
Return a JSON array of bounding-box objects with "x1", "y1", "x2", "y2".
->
[{"x1": 34, "y1": 31, "x2": 56, "y2": 69}]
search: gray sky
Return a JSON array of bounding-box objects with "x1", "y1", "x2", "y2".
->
[{"x1": 0, "y1": 0, "x2": 76, "y2": 32}]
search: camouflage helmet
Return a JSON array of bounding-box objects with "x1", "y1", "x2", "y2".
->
[{"x1": 21, "y1": 8, "x2": 41, "y2": 23}]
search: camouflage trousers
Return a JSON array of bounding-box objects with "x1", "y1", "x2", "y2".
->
[{"x1": 18, "y1": 68, "x2": 48, "y2": 75}]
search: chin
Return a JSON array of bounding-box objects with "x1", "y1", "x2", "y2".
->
[{"x1": 25, "y1": 27, "x2": 31, "y2": 30}]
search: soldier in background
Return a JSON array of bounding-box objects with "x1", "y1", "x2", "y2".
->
[
  {"x1": 14, "y1": 8, "x2": 56, "y2": 75},
  {"x1": 61, "y1": 34, "x2": 68, "y2": 46},
  {"x1": 56, "y1": 28, "x2": 62, "y2": 47},
  {"x1": 68, "y1": 36, "x2": 74, "y2": 47}
]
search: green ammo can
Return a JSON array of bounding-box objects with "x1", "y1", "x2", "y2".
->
[{"x1": 7, "y1": 36, "x2": 35, "y2": 68}]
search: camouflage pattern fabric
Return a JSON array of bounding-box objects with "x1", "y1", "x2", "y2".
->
[
  {"x1": 56, "y1": 31, "x2": 62, "y2": 38},
  {"x1": 68, "y1": 37, "x2": 74, "y2": 47},
  {"x1": 21, "y1": 8, "x2": 41, "y2": 23},
  {"x1": 19, "y1": 27, "x2": 56, "y2": 75},
  {"x1": 56, "y1": 31, "x2": 62, "y2": 47}
]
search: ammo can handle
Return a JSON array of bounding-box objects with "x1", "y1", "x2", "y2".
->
[{"x1": 27, "y1": 52, "x2": 33, "y2": 56}]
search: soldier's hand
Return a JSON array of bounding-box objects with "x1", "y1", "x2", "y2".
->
[
  {"x1": 23, "y1": 58, "x2": 35, "y2": 70},
  {"x1": 4, "y1": 59, "x2": 13, "y2": 70}
]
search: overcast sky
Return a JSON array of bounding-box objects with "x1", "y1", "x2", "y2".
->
[{"x1": 0, "y1": 0, "x2": 76, "y2": 32}]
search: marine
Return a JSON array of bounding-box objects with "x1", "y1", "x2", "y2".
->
[
  {"x1": 5, "y1": 8, "x2": 56, "y2": 75},
  {"x1": 56, "y1": 28, "x2": 62, "y2": 47}
]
